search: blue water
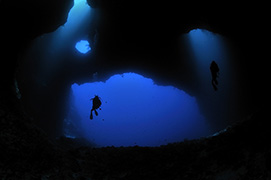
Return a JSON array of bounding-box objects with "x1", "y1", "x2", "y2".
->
[
  {"x1": 60, "y1": 0, "x2": 91, "y2": 38},
  {"x1": 75, "y1": 40, "x2": 91, "y2": 53},
  {"x1": 186, "y1": 29, "x2": 231, "y2": 90},
  {"x1": 183, "y1": 29, "x2": 235, "y2": 130},
  {"x1": 64, "y1": 29, "x2": 233, "y2": 147},
  {"x1": 66, "y1": 73, "x2": 210, "y2": 147}
]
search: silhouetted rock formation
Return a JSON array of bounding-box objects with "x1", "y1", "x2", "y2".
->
[{"x1": 1, "y1": 103, "x2": 270, "y2": 179}]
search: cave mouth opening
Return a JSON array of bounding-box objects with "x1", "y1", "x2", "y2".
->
[
  {"x1": 75, "y1": 40, "x2": 91, "y2": 54},
  {"x1": 64, "y1": 72, "x2": 211, "y2": 147}
]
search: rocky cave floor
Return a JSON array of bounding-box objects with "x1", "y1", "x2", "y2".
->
[{"x1": 1, "y1": 103, "x2": 270, "y2": 180}]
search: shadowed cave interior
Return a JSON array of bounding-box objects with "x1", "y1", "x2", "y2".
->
[
  {"x1": 0, "y1": 0, "x2": 269, "y2": 179},
  {"x1": 18, "y1": 0, "x2": 238, "y2": 147}
]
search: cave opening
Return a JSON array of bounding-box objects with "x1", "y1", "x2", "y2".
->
[
  {"x1": 75, "y1": 40, "x2": 91, "y2": 54},
  {"x1": 65, "y1": 73, "x2": 210, "y2": 147}
]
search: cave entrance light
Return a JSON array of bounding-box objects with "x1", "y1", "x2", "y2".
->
[
  {"x1": 187, "y1": 28, "x2": 230, "y2": 88},
  {"x1": 75, "y1": 40, "x2": 91, "y2": 54},
  {"x1": 65, "y1": 73, "x2": 211, "y2": 147},
  {"x1": 183, "y1": 28, "x2": 236, "y2": 132}
]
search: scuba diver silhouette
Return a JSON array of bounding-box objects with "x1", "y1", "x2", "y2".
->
[
  {"x1": 210, "y1": 61, "x2": 220, "y2": 91},
  {"x1": 90, "y1": 95, "x2": 102, "y2": 120}
]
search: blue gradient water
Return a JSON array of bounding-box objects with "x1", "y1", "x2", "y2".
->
[
  {"x1": 183, "y1": 29, "x2": 234, "y2": 130},
  {"x1": 186, "y1": 29, "x2": 231, "y2": 91},
  {"x1": 67, "y1": 73, "x2": 210, "y2": 147}
]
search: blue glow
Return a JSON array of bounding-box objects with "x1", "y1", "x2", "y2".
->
[
  {"x1": 187, "y1": 28, "x2": 230, "y2": 76},
  {"x1": 75, "y1": 40, "x2": 91, "y2": 54},
  {"x1": 184, "y1": 28, "x2": 234, "y2": 131},
  {"x1": 185, "y1": 28, "x2": 231, "y2": 94},
  {"x1": 62, "y1": 0, "x2": 91, "y2": 35},
  {"x1": 67, "y1": 73, "x2": 210, "y2": 147},
  {"x1": 48, "y1": 0, "x2": 92, "y2": 53},
  {"x1": 188, "y1": 29, "x2": 227, "y2": 70},
  {"x1": 24, "y1": 0, "x2": 93, "y2": 81}
]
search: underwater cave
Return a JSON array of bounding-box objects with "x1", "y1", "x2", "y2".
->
[
  {"x1": 14, "y1": 0, "x2": 241, "y2": 148},
  {"x1": 62, "y1": 28, "x2": 235, "y2": 147},
  {"x1": 1, "y1": 0, "x2": 268, "y2": 178}
]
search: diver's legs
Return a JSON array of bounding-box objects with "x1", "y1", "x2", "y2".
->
[
  {"x1": 212, "y1": 79, "x2": 218, "y2": 91},
  {"x1": 94, "y1": 109, "x2": 98, "y2": 116},
  {"x1": 90, "y1": 110, "x2": 93, "y2": 120}
]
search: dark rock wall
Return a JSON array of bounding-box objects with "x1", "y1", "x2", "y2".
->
[
  {"x1": 0, "y1": 0, "x2": 74, "y2": 136},
  {"x1": 0, "y1": 0, "x2": 73, "y2": 107},
  {"x1": 1, "y1": 102, "x2": 270, "y2": 179}
]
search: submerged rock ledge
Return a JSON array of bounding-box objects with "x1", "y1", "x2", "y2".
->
[{"x1": 1, "y1": 104, "x2": 270, "y2": 179}]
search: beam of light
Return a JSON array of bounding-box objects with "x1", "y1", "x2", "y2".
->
[
  {"x1": 183, "y1": 28, "x2": 235, "y2": 131},
  {"x1": 62, "y1": 0, "x2": 91, "y2": 35},
  {"x1": 66, "y1": 73, "x2": 211, "y2": 147},
  {"x1": 187, "y1": 28, "x2": 233, "y2": 91},
  {"x1": 75, "y1": 40, "x2": 91, "y2": 54},
  {"x1": 187, "y1": 29, "x2": 229, "y2": 80},
  {"x1": 23, "y1": 0, "x2": 93, "y2": 82},
  {"x1": 47, "y1": 0, "x2": 92, "y2": 53}
]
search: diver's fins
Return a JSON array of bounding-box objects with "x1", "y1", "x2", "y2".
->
[
  {"x1": 94, "y1": 109, "x2": 98, "y2": 116},
  {"x1": 90, "y1": 111, "x2": 93, "y2": 120}
]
